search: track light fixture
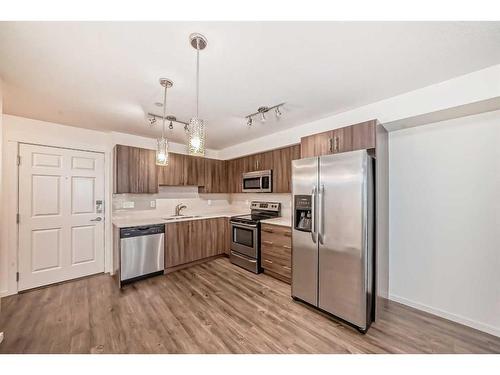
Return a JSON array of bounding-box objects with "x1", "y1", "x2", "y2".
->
[{"x1": 244, "y1": 103, "x2": 285, "y2": 127}]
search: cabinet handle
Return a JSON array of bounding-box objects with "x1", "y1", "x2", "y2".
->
[
  {"x1": 262, "y1": 228, "x2": 274, "y2": 233},
  {"x1": 263, "y1": 240, "x2": 273, "y2": 245},
  {"x1": 283, "y1": 245, "x2": 291, "y2": 249},
  {"x1": 334, "y1": 137, "x2": 339, "y2": 152},
  {"x1": 282, "y1": 266, "x2": 291, "y2": 270},
  {"x1": 264, "y1": 259, "x2": 273, "y2": 264},
  {"x1": 329, "y1": 138, "x2": 333, "y2": 153}
]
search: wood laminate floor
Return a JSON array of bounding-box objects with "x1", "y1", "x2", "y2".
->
[{"x1": 1, "y1": 257, "x2": 499, "y2": 354}]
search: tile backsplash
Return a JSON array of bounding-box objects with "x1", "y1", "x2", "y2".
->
[{"x1": 113, "y1": 186, "x2": 292, "y2": 219}]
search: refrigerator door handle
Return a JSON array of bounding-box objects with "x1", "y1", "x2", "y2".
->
[
  {"x1": 311, "y1": 185, "x2": 317, "y2": 243},
  {"x1": 318, "y1": 184, "x2": 325, "y2": 244}
]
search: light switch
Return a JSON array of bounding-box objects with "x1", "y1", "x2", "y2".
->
[{"x1": 150, "y1": 200, "x2": 156, "y2": 208}]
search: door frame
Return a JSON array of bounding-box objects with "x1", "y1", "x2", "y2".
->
[{"x1": 2, "y1": 141, "x2": 111, "y2": 296}]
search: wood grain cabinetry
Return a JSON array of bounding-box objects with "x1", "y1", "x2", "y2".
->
[
  {"x1": 300, "y1": 130, "x2": 334, "y2": 158},
  {"x1": 114, "y1": 145, "x2": 158, "y2": 194},
  {"x1": 300, "y1": 119, "x2": 377, "y2": 158},
  {"x1": 165, "y1": 217, "x2": 230, "y2": 269},
  {"x1": 200, "y1": 158, "x2": 228, "y2": 193},
  {"x1": 352, "y1": 120, "x2": 376, "y2": 150},
  {"x1": 157, "y1": 152, "x2": 186, "y2": 186},
  {"x1": 185, "y1": 155, "x2": 206, "y2": 186},
  {"x1": 272, "y1": 144, "x2": 300, "y2": 193},
  {"x1": 260, "y1": 223, "x2": 292, "y2": 284}
]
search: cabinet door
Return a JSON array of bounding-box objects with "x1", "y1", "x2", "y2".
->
[
  {"x1": 165, "y1": 222, "x2": 189, "y2": 268},
  {"x1": 331, "y1": 126, "x2": 353, "y2": 154},
  {"x1": 272, "y1": 145, "x2": 301, "y2": 193},
  {"x1": 140, "y1": 148, "x2": 159, "y2": 193},
  {"x1": 200, "y1": 158, "x2": 227, "y2": 193},
  {"x1": 185, "y1": 155, "x2": 205, "y2": 186},
  {"x1": 228, "y1": 157, "x2": 244, "y2": 193},
  {"x1": 352, "y1": 120, "x2": 376, "y2": 150},
  {"x1": 114, "y1": 145, "x2": 158, "y2": 194},
  {"x1": 300, "y1": 130, "x2": 334, "y2": 158},
  {"x1": 158, "y1": 152, "x2": 185, "y2": 186},
  {"x1": 114, "y1": 144, "x2": 130, "y2": 193}
]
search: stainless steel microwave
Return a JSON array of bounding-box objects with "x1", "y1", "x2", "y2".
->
[{"x1": 242, "y1": 170, "x2": 272, "y2": 193}]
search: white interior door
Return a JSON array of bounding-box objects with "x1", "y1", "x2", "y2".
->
[{"x1": 18, "y1": 144, "x2": 105, "y2": 291}]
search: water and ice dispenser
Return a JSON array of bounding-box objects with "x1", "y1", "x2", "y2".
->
[{"x1": 294, "y1": 195, "x2": 313, "y2": 232}]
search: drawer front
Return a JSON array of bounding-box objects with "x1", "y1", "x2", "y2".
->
[
  {"x1": 261, "y1": 224, "x2": 292, "y2": 237},
  {"x1": 261, "y1": 243, "x2": 291, "y2": 266},
  {"x1": 261, "y1": 255, "x2": 292, "y2": 279}
]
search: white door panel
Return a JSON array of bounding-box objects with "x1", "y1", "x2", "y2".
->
[{"x1": 18, "y1": 144, "x2": 105, "y2": 291}]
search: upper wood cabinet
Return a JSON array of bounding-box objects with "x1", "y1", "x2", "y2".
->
[
  {"x1": 300, "y1": 130, "x2": 333, "y2": 158},
  {"x1": 272, "y1": 145, "x2": 300, "y2": 193},
  {"x1": 157, "y1": 152, "x2": 186, "y2": 186},
  {"x1": 300, "y1": 120, "x2": 377, "y2": 158},
  {"x1": 185, "y1": 155, "x2": 206, "y2": 187},
  {"x1": 114, "y1": 145, "x2": 158, "y2": 194},
  {"x1": 200, "y1": 158, "x2": 228, "y2": 193},
  {"x1": 352, "y1": 120, "x2": 376, "y2": 150}
]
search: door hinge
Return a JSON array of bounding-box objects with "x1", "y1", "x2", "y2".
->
[
  {"x1": 16, "y1": 213, "x2": 20, "y2": 224},
  {"x1": 17, "y1": 155, "x2": 21, "y2": 166},
  {"x1": 16, "y1": 272, "x2": 19, "y2": 282}
]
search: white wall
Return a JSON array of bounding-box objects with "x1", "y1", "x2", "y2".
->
[
  {"x1": 389, "y1": 110, "x2": 500, "y2": 337},
  {"x1": 0, "y1": 114, "x2": 219, "y2": 296}
]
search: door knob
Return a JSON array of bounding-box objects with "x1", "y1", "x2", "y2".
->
[{"x1": 90, "y1": 217, "x2": 102, "y2": 222}]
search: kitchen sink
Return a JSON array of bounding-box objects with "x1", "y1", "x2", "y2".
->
[{"x1": 163, "y1": 215, "x2": 202, "y2": 221}]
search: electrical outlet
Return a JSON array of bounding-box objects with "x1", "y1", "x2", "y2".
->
[
  {"x1": 207, "y1": 199, "x2": 212, "y2": 206},
  {"x1": 150, "y1": 200, "x2": 156, "y2": 208},
  {"x1": 122, "y1": 201, "x2": 135, "y2": 209}
]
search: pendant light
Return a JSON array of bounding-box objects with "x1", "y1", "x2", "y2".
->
[
  {"x1": 187, "y1": 33, "x2": 208, "y2": 156},
  {"x1": 156, "y1": 78, "x2": 173, "y2": 166}
]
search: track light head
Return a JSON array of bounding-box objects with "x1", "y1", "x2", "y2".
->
[
  {"x1": 147, "y1": 116, "x2": 156, "y2": 126},
  {"x1": 169, "y1": 121, "x2": 174, "y2": 130},
  {"x1": 247, "y1": 117, "x2": 253, "y2": 127},
  {"x1": 275, "y1": 106, "x2": 282, "y2": 117}
]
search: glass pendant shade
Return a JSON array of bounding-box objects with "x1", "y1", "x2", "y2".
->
[
  {"x1": 156, "y1": 136, "x2": 169, "y2": 166},
  {"x1": 187, "y1": 117, "x2": 205, "y2": 156}
]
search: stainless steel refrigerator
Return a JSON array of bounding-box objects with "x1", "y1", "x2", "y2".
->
[{"x1": 291, "y1": 149, "x2": 374, "y2": 332}]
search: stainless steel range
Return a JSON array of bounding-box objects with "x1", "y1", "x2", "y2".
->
[{"x1": 230, "y1": 201, "x2": 281, "y2": 273}]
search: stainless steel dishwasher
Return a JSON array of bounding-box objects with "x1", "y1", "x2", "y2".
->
[{"x1": 119, "y1": 224, "x2": 165, "y2": 286}]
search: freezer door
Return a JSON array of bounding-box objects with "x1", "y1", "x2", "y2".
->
[
  {"x1": 318, "y1": 150, "x2": 373, "y2": 329},
  {"x1": 291, "y1": 157, "x2": 319, "y2": 305}
]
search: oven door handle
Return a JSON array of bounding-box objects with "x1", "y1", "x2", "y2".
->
[{"x1": 231, "y1": 222, "x2": 258, "y2": 230}]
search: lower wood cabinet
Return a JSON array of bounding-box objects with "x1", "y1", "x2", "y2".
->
[
  {"x1": 165, "y1": 217, "x2": 230, "y2": 269},
  {"x1": 260, "y1": 223, "x2": 292, "y2": 284}
]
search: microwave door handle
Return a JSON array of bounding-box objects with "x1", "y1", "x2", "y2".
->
[{"x1": 311, "y1": 185, "x2": 317, "y2": 243}]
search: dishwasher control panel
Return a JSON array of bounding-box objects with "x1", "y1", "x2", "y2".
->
[{"x1": 120, "y1": 224, "x2": 165, "y2": 238}]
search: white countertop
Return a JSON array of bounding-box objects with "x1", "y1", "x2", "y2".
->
[
  {"x1": 112, "y1": 210, "x2": 245, "y2": 229},
  {"x1": 260, "y1": 216, "x2": 292, "y2": 227}
]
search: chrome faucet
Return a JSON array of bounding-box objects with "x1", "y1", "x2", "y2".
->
[{"x1": 175, "y1": 203, "x2": 187, "y2": 216}]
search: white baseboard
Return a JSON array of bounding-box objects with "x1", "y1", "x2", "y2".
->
[{"x1": 389, "y1": 293, "x2": 500, "y2": 338}]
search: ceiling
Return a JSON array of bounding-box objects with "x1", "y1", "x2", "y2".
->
[{"x1": 1, "y1": 22, "x2": 500, "y2": 150}]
